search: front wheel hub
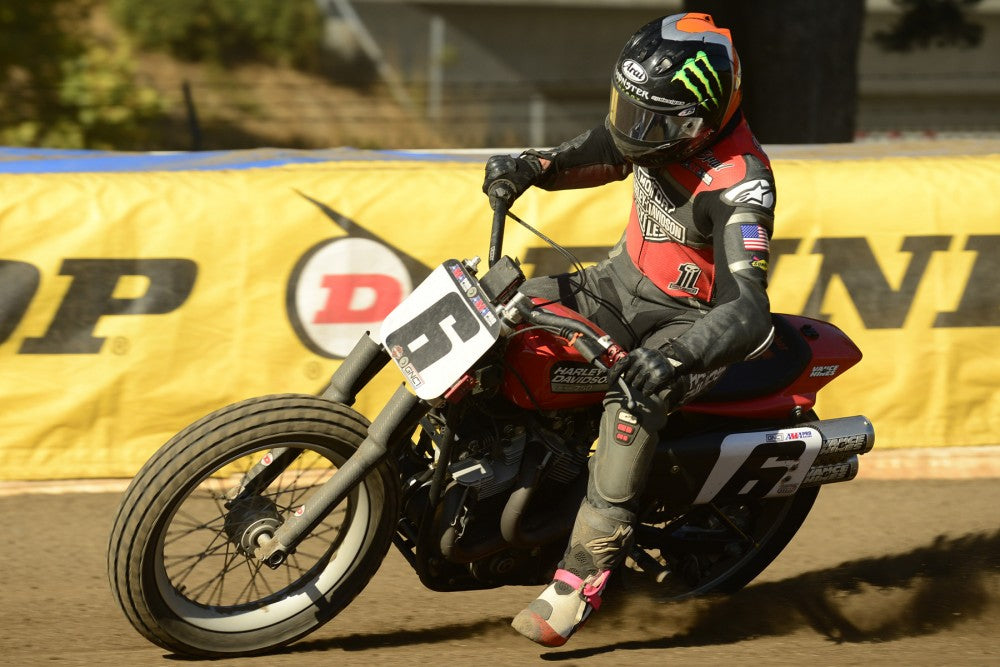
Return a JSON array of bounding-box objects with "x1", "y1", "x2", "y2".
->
[{"x1": 224, "y1": 495, "x2": 283, "y2": 557}]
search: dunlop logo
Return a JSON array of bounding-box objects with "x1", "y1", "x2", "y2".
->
[
  {"x1": 672, "y1": 50, "x2": 723, "y2": 110},
  {"x1": 523, "y1": 234, "x2": 1000, "y2": 330}
]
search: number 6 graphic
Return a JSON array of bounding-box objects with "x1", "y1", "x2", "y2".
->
[{"x1": 384, "y1": 292, "x2": 480, "y2": 371}]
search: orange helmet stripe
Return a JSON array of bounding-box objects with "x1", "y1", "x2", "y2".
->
[{"x1": 676, "y1": 12, "x2": 733, "y2": 44}]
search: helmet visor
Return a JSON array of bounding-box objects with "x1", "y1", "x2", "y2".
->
[{"x1": 609, "y1": 88, "x2": 705, "y2": 150}]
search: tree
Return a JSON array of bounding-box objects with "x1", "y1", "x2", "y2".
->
[
  {"x1": 874, "y1": 0, "x2": 984, "y2": 51},
  {"x1": 108, "y1": 0, "x2": 325, "y2": 70},
  {"x1": 0, "y1": 0, "x2": 90, "y2": 143},
  {"x1": 0, "y1": 1, "x2": 162, "y2": 148}
]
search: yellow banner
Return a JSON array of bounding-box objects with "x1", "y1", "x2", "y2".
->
[
  {"x1": 767, "y1": 154, "x2": 1000, "y2": 453},
  {"x1": 0, "y1": 153, "x2": 997, "y2": 480}
]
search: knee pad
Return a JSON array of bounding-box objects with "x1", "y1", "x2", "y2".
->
[{"x1": 590, "y1": 393, "x2": 664, "y2": 506}]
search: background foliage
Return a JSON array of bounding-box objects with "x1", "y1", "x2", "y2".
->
[
  {"x1": 0, "y1": 0, "x2": 325, "y2": 149},
  {"x1": 0, "y1": 0, "x2": 164, "y2": 148},
  {"x1": 108, "y1": 0, "x2": 325, "y2": 69},
  {"x1": 0, "y1": 0, "x2": 990, "y2": 151}
]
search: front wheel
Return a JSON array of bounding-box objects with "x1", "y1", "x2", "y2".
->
[{"x1": 107, "y1": 394, "x2": 400, "y2": 657}]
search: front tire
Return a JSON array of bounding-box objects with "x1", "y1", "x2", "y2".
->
[{"x1": 107, "y1": 394, "x2": 399, "y2": 657}]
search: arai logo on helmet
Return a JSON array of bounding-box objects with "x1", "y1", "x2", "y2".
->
[{"x1": 621, "y1": 59, "x2": 648, "y2": 84}]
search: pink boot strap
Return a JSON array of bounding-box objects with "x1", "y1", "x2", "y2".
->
[
  {"x1": 553, "y1": 568, "x2": 584, "y2": 589},
  {"x1": 582, "y1": 570, "x2": 611, "y2": 610},
  {"x1": 553, "y1": 568, "x2": 611, "y2": 611}
]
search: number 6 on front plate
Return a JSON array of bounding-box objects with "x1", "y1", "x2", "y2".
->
[{"x1": 380, "y1": 260, "x2": 501, "y2": 399}]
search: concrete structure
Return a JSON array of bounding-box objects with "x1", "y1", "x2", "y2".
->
[{"x1": 331, "y1": 0, "x2": 1000, "y2": 145}]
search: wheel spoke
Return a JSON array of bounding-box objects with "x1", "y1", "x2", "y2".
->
[
  {"x1": 161, "y1": 447, "x2": 348, "y2": 608},
  {"x1": 183, "y1": 544, "x2": 244, "y2": 603},
  {"x1": 169, "y1": 512, "x2": 225, "y2": 531},
  {"x1": 164, "y1": 538, "x2": 232, "y2": 580},
  {"x1": 151, "y1": 437, "x2": 379, "y2": 620},
  {"x1": 287, "y1": 552, "x2": 312, "y2": 578},
  {"x1": 708, "y1": 502, "x2": 757, "y2": 547},
  {"x1": 309, "y1": 520, "x2": 345, "y2": 541},
  {"x1": 238, "y1": 557, "x2": 264, "y2": 605},
  {"x1": 291, "y1": 548, "x2": 327, "y2": 561}
]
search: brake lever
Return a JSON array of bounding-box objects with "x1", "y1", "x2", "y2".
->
[{"x1": 577, "y1": 337, "x2": 637, "y2": 413}]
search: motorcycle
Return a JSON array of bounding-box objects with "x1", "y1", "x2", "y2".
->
[{"x1": 108, "y1": 201, "x2": 875, "y2": 657}]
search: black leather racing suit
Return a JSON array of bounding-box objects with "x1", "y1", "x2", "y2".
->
[{"x1": 518, "y1": 112, "x2": 777, "y2": 576}]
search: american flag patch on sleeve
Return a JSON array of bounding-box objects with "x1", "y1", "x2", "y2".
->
[{"x1": 740, "y1": 224, "x2": 770, "y2": 252}]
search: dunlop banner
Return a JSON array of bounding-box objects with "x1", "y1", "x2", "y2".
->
[{"x1": 0, "y1": 153, "x2": 997, "y2": 480}]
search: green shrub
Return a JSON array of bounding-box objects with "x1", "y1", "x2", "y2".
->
[
  {"x1": 0, "y1": 0, "x2": 165, "y2": 149},
  {"x1": 109, "y1": 0, "x2": 325, "y2": 69}
]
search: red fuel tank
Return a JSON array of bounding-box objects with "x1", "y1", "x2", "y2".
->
[{"x1": 501, "y1": 301, "x2": 610, "y2": 410}]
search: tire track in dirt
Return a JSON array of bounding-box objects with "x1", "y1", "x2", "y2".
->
[{"x1": 2, "y1": 477, "x2": 998, "y2": 666}]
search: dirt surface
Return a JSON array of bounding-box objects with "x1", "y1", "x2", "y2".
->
[{"x1": 2, "y1": 474, "x2": 999, "y2": 667}]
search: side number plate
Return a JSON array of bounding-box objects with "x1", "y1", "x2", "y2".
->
[{"x1": 694, "y1": 427, "x2": 822, "y2": 503}]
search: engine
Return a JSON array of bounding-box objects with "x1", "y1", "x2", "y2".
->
[
  {"x1": 396, "y1": 404, "x2": 599, "y2": 591},
  {"x1": 448, "y1": 409, "x2": 595, "y2": 501}
]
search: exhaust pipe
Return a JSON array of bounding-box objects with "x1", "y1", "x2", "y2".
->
[
  {"x1": 801, "y1": 455, "x2": 859, "y2": 487},
  {"x1": 660, "y1": 414, "x2": 876, "y2": 503},
  {"x1": 798, "y1": 415, "x2": 873, "y2": 488},
  {"x1": 803, "y1": 415, "x2": 876, "y2": 460}
]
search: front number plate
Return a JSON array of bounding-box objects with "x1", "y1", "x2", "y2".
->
[{"x1": 380, "y1": 260, "x2": 500, "y2": 399}]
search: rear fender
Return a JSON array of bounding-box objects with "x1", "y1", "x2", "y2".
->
[{"x1": 682, "y1": 314, "x2": 862, "y2": 420}]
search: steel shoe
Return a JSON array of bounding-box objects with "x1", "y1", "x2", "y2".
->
[{"x1": 510, "y1": 568, "x2": 610, "y2": 647}]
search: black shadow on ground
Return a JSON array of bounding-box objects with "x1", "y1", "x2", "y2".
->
[{"x1": 277, "y1": 529, "x2": 1000, "y2": 658}]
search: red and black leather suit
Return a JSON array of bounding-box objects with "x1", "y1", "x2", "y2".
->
[
  {"x1": 515, "y1": 111, "x2": 778, "y2": 575},
  {"x1": 524, "y1": 112, "x2": 776, "y2": 382}
]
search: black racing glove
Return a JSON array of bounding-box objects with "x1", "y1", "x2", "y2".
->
[
  {"x1": 482, "y1": 153, "x2": 543, "y2": 210},
  {"x1": 608, "y1": 347, "x2": 680, "y2": 396}
]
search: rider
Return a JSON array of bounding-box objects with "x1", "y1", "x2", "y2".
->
[{"x1": 482, "y1": 13, "x2": 777, "y2": 647}]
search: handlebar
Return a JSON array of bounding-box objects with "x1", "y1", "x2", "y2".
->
[
  {"x1": 486, "y1": 196, "x2": 636, "y2": 409},
  {"x1": 488, "y1": 198, "x2": 508, "y2": 268}
]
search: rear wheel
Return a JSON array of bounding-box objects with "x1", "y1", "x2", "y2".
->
[
  {"x1": 630, "y1": 485, "x2": 819, "y2": 599},
  {"x1": 630, "y1": 410, "x2": 822, "y2": 599},
  {"x1": 107, "y1": 394, "x2": 399, "y2": 657}
]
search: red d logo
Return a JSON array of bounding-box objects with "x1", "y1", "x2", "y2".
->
[{"x1": 288, "y1": 237, "x2": 412, "y2": 358}]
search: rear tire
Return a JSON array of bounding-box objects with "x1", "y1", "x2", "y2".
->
[
  {"x1": 107, "y1": 394, "x2": 399, "y2": 657},
  {"x1": 631, "y1": 410, "x2": 822, "y2": 599},
  {"x1": 631, "y1": 486, "x2": 819, "y2": 600}
]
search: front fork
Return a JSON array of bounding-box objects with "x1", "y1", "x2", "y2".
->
[
  {"x1": 321, "y1": 331, "x2": 391, "y2": 405},
  {"x1": 251, "y1": 333, "x2": 430, "y2": 566}
]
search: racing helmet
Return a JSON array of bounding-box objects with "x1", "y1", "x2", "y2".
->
[{"x1": 608, "y1": 13, "x2": 742, "y2": 166}]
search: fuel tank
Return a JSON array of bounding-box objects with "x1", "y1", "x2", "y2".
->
[{"x1": 501, "y1": 301, "x2": 609, "y2": 410}]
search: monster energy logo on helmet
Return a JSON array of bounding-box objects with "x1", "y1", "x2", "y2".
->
[{"x1": 672, "y1": 50, "x2": 723, "y2": 110}]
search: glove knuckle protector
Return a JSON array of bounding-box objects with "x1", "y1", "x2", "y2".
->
[
  {"x1": 482, "y1": 154, "x2": 542, "y2": 205},
  {"x1": 612, "y1": 346, "x2": 679, "y2": 396}
]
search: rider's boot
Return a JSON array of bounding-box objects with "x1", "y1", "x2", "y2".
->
[
  {"x1": 509, "y1": 512, "x2": 628, "y2": 647},
  {"x1": 511, "y1": 392, "x2": 667, "y2": 647}
]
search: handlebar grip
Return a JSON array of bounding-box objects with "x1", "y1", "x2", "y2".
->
[{"x1": 489, "y1": 200, "x2": 508, "y2": 268}]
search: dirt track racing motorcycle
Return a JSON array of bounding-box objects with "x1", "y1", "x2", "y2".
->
[{"x1": 108, "y1": 203, "x2": 876, "y2": 657}]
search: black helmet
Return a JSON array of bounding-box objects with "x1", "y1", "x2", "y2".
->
[{"x1": 608, "y1": 13, "x2": 742, "y2": 166}]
